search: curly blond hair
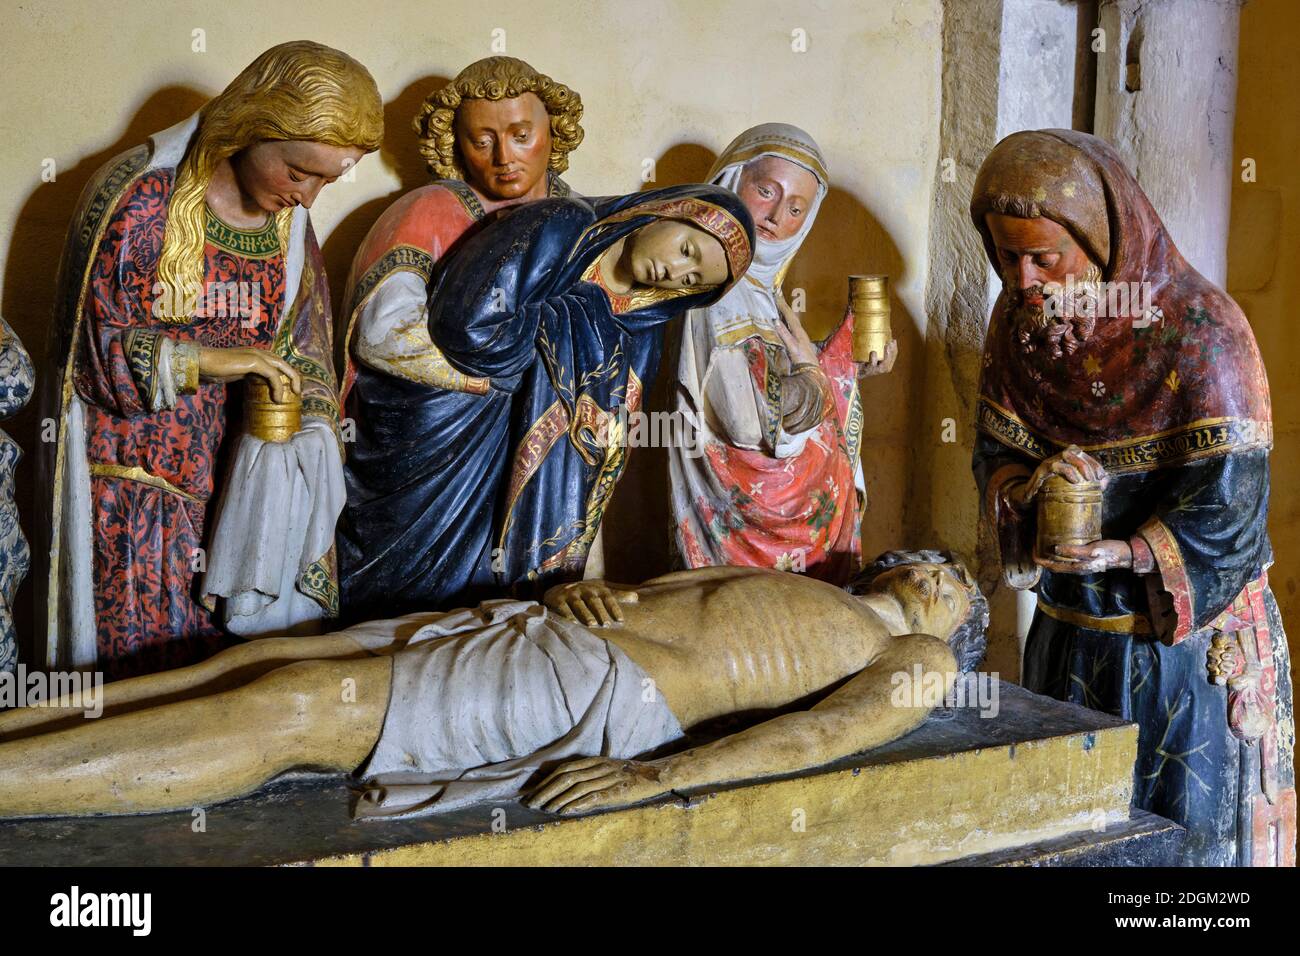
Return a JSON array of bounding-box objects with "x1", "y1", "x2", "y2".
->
[
  {"x1": 413, "y1": 56, "x2": 584, "y2": 181},
  {"x1": 156, "y1": 41, "x2": 383, "y2": 321}
]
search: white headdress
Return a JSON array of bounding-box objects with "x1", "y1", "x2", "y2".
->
[{"x1": 695, "y1": 123, "x2": 828, "y2": 349}]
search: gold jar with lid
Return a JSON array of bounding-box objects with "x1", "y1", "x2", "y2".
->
[
  {"x1": 847, "y1": 275, "x2": 891, "y2": 363},
  {"x1": 245, "y1": 376, "x2": 300, "y2": 443},
  {"x1": 1036, "y1": 474, "x2": 1104, "y2": 557}
]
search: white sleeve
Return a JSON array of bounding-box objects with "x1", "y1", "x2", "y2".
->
[{"x1": 702, "y1": 346, "x2": 814, "y2": 458}]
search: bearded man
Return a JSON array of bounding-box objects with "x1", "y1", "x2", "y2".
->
[{"x1": 971, "y1": 129, "x2": 1293, "y2": 867}]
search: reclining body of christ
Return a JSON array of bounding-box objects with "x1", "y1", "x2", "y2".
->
[{"x1": 0, "y1": 560, "x2": 981, "y2": 819}]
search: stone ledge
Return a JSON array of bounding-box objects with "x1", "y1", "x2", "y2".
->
[
  {"x1": 939, "y1": 810, "x2": 1186, "y2": 867},
  {"x1": 0, "y1": 681, "x2": 1137, "y2": 866}
]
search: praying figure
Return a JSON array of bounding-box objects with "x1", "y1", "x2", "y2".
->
[
  {"x1": 338, "y1": 184, "x2": 754, "y2": 620},
  {"x1": 669, "y1": 124, "x2": 894, "y2": 583},
  {"x1": 0, "y1": 555, "x2": 982, "y2": 820},
  {"x1": 971, "y1": 129, "x2": 1293, "y2": 866},
  {"x1": 36, "y1": 42, "x2": 383, "y2": 679},
  {"x1": 337, "y1": 56, "x2": 585, "y2": 621}
]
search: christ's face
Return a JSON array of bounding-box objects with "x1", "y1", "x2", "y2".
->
[
  {"x1": 456, "y1": 92, "x2": 553, "y2": 200},
  {"x1": 876, "y1": 564, "x2": 969, "y2": 638},
  {"x1": 232, "y1": 140, "x2": 365, "y2": 213},
  {"x1": 624, "y1": 220, "x2": 729, "y2": 289},
  {"x1": 736, "y1": 155, "x2": 818, "y2": 243}
]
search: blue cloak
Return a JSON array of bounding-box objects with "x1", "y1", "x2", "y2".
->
[{"x1": 339, "y1": 184, "x2": 753, "y2": 619}]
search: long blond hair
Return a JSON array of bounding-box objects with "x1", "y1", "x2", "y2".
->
[
  {"x1": 155, "y1": 40, "x2": 383, "y2": 320},
  {"x1": 413, "y1": 56, "x2": 583, "y2": 181}
]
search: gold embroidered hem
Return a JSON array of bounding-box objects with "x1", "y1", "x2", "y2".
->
[
  {"x1": 706, "y1": 136, "x2": 830, "y2": 185},
  {"x1": 580, "y1": 259, "x2": 695, "y2": 314},
  {"x1": 977, "y1": 397, "x2": 1273, "y2": 474},
  {"x1": 711, "y1": 318, "x2": 784, "y2": 348},
  {"x1": 88, "y1": 463, "x2": 199, "y2": 502}
]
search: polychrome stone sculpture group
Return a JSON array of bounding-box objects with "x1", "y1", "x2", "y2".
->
[{"x1": 0, "y1": 42, "x2": 1288, "y2": 868}]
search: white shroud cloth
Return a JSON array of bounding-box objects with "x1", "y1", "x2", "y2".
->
[
  {"x1": 201, "y1": 419, "x2": 345, "y2": 637},
  {"x1": 355, "y1": 600, "x2": 684, "y2": 819}
]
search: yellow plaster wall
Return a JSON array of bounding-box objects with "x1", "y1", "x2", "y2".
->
[{"x1": 1227, "y1": 0, "x2": 1300, "y2": 659}]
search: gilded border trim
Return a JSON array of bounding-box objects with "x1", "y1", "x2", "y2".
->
[
  {"x1": 299, "y1": 554, "x2": 339, "y2": 617},
  {"x1": 570, "y1": 196, "x2": 751, "y2": 284},
  {"x1": 47, "y1": 144, "x2": 151, "y2": 659},
  {"x1": 271, "y1": 254, "x2": 338, "y2": 392},
  {"x1": 345, "y1": 244, "x2": 435, "y2": 321},
  {"x1": 438, "y1": 179, "x2": 486, "y2": 221},
  {"x1": 497, "y1": 400, "x2": 569, "y2": 554},
  {"x1": 976, "y1": 397, "x2": 1272, "y2": 474},
  {"x1": 706, "y1": 139, "x2": 830, "y2": 185},
  {"x1": 122, "y1": 329, "x2": 163, "y2": 410},
  {"x1": 1137, "y1": 517, "x2": 1195, "y2": 645},
  {"x1": 843, "y1": 380, "x2": 863, "y2": 465},
  {"x1": 204, "y1": 209, "x2": 280, "y2": 258}
]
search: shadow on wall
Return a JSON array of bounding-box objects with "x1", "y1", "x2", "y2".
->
[
  {"x1": 320, "y1": 74, "x2": 448, "y2": 327},
  {"x1": 602, "y1": 144, "x2": 913, "y2": 582},
  {"x1": 0, "y1": 85, "x2": 210, "y2": 663},
  {"x1": 787, "y1": 186, "x2": 913, "y2": 565},
  {"x1": 636, "y1": 142, "x2": 717, "y2": 194}
]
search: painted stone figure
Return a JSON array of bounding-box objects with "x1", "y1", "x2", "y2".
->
[
  {"x1": 0, "y1": 319, "x2": 34, "y2": 673},
  {"x1": 971, "y1": 129, "x2": 1294, "y2": 866},
  {"x1": 36, "y1": 42, "x2": 383, "y2": 679},
  {"x1": 669, "y1": 124, "x2": 894, "y2": 583},
  {"x1": 0, "y1": 554, "x2": 982, "y2": 820},
  {"x1": 339, "y1": 185, "x2": 754, "y2": 620},
  {"x1": 337, "y1": 56, "x2": 584, "y2": 620}
]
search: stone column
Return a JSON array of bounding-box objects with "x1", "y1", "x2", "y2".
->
[
  {"x1": 1093, "y1": 0, "x2": 1244, "y2": 285},
  {"x1": 917, "y1": 0, "x2": 1090, "y2": 679}
]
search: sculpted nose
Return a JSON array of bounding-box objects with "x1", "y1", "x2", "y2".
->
[
  {"x1": 1016, "y1": 260, "x2": 1035, "y2": 289},
  {"x1": 1018, "y1": 259, "x2": 1050, "y2": 291}
]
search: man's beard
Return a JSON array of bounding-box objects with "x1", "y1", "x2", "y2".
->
[{"x1": 1004, "y1": 262, "x2": 1105, "y2": 358}]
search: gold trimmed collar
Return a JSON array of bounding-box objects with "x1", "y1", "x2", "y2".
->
[{"x1": 204, "y1": 208, "x2": 280, "y2": 259}]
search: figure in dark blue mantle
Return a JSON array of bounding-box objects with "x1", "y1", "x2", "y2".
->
[
  {"x1": 970, "y1": 130, "x2": 1294, "y2": 867},
  {"x1": 339, "y1": 185, "x2": 754, "y2": 620}
]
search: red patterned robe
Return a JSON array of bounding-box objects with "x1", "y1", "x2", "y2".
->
[{"x1": 38, "y1": 118, "x2": 341, "y2": 679}]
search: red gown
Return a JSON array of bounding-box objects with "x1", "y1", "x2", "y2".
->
[
  {"x1": 76, "y1": 170, "x2": 292, "y2": 676},
  {"x1": 39, "y1": 132, "x2": 342, "y2": 680}
]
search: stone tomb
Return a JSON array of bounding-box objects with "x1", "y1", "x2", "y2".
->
[{"x1": 0, "y1": 681, "x2": 1182, "y2": 866}]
